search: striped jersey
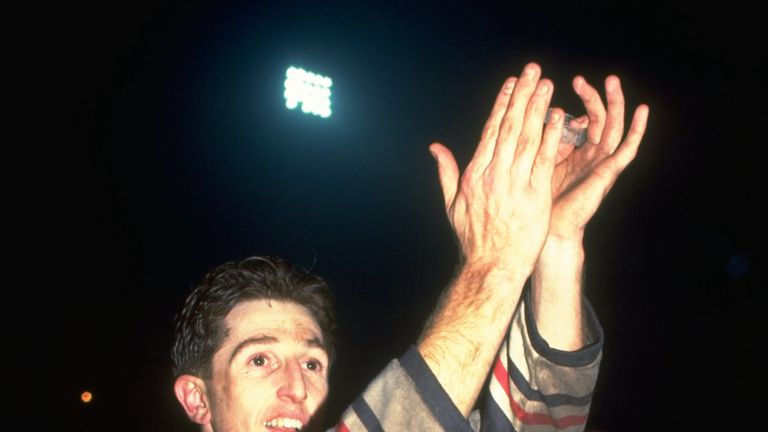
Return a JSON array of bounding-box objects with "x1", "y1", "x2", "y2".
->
[{"x1": 332, "y1": 286, "x2": 603, "y2": 431}]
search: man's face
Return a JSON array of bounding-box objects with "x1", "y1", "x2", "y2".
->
[{"x1": 205, "y1": 299, "x2": 330, "y2": 432}]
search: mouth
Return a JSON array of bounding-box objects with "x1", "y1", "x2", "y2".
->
[{"x1": 264, "y1": 417, "x2": 303, "y2": 431}]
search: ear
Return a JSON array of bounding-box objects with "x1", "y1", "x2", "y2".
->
[{"x1": 174, "y1": 374, "x2": 212, "y2": 425}]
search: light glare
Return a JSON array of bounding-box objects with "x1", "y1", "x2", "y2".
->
[
  {"x1": 284, "y1": 66, "x2": 332, "y2": 118},
  {"x1": 81, "y1": 391, "x2": 93, "y2": 403}
]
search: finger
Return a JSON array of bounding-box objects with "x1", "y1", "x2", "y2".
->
[
  {"x1": 429, "y1": 142, "x2": 460, "y2": 211},
  {"x1": 569, "y1": 114, "x2": 589, "y2": 129},
  {"x1": 471, "y1": 77, "x2": 517, "y2": 170},
  {"x1": 601, "y1": 75, "x2": 626, "y2": 152},
  {"x1": 513, "y1": 78, "x2": 553, "y2": 177},
  {"x1": 573, "y1": 75, "x2": 606, "y2": 144},
  {"x1": 490, "y1": 63, "x2": 541, "y2": 174},
  {"x1": 576, "y1": 106, "x2": 649, "y2": 205},
  {"x1": 611, "y1": 104, "x2": 649, "y2": 170},
  {"x1": 555, "y1": 141, "x2": 576, "y2": 165},
  {"x1": 531, "y1": 107, "x2": 563, "y2": 184}
]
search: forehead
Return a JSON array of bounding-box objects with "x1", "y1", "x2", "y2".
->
[{"x1": 223, "y1": 299, "x2": 322, "y2": 344}]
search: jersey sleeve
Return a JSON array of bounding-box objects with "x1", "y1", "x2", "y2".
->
[
  {"x1": 330, "y1": 346, "x2": 475, "y2": 432},
  {"x1": 480, "y1": 286, "x2": 604, "y2": 431}
]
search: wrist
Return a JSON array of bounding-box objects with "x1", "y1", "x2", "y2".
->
[
  {"x1": 456, "y1": 259, "x2": 530, "y2": 291},
  {"x1": 532, "y1": 235, "x2": 587, "y2": 351},
  {"x1": 537, "y1": 235, "x2": 585, "y2": 268}
]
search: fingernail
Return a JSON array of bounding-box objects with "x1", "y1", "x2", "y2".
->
[
  {"x1": 524, "y1": 66, "x2": 536, "y2": 78},
  {"x1": 574, "y1": 76, "x2": 585, "y2": 91},
  {"x1": 503, "y1": 78, "x2": 516, "y2": 94},
  {"x1": 607, "y1": 75, "x2": 620, "y2": 90}
]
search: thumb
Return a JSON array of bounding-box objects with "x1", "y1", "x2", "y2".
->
[
  {"x1": 555, "y1": 142, "x2": 576, "y2": 165},
  {"x1": 429, "y1": 142, "x2": 459, "y2": 210}
]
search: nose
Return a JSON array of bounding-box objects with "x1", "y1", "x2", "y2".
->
[{"x1": 277, "y1": 358, "x2": 308, "y2": 403}]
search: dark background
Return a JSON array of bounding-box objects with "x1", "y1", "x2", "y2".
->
[{"x1": 17, "y1": 1, "x2": 757, "y2": 430}]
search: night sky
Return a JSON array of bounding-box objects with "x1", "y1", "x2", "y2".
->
[{"x1": 20, "y1": 1, "x2": 756, "y2": 430}]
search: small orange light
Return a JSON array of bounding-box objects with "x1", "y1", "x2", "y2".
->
[{"x1": 81, "y1": 391, "x2": 93, "y2": 403}]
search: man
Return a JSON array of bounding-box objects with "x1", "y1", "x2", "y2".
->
[
  {"x1": 171, "y1": 255, "x2": 337, "y2": 431},
  {"x1": 171, "y1": 62, "x2": 649, "y2": 431}
]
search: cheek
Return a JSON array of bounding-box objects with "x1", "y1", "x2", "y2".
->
[
  {"x1": 218, "y1": 377, "x2": 274, "y2": 420},
  {"x1": 307, "y1": 376, "x2": 329, "y2": 406}
]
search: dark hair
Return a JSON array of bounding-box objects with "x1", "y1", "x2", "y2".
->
[{"x1": 171, "y1": 255, "x2": 336, "y2": 378}]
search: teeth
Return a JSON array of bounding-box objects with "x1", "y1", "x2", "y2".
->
[{"x1": 264, "y1": 417, "x2": 303, "y2": 430}]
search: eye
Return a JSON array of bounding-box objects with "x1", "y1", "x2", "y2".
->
[
  {"x1": 304, "y1": 359, "x2": 323, "y2": 372},
  {"x1": 251, "y1": 354, "x2": 268, "y2": 367},
  {"x1": 245, "y1": 352, "x2": 280, "y2": 375}
]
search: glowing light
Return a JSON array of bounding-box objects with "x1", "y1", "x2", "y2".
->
[
  {"x1": 81, "y1": 391, "x2": 93, "y2": 403},
  {"x1": 284, "y1": 66, "x2": 332, "y2": 118}
]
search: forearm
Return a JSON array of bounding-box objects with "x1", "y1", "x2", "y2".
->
[
  {"x1": 532, "y1": 236, "x2": 586, "y2": 351},
  {"x1": 417, "y1": 263, "x2": 528, "y2": 417},
  {"x1": 483, "y1": 288, "x2": 602, "y2": 432}
]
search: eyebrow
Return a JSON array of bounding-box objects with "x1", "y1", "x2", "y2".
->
[{"x1": 228, "y1": 334, "x2": 327, "y2": 367}]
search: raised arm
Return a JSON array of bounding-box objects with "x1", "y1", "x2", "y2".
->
[
  {"x1": 333, "y1": 65, "x2": 649, "y2": 432},
  {"x1": 418, "y1": 62, "x2": 564, "y2": 416},
  {"x1": 532, "y1": 75, "x2": 649, "y2": 350}
]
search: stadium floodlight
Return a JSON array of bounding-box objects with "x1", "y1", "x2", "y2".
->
[{"x1": 284, "y1": 66, "x2": 332, "y2": 118}]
